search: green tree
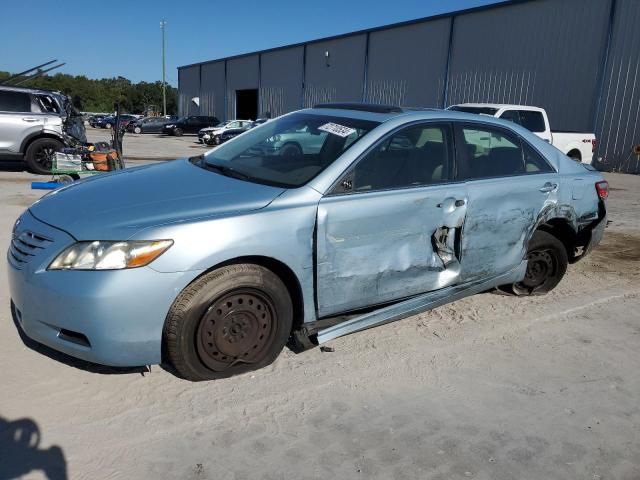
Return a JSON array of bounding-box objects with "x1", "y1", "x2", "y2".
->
[{"x1": 0, "y1": 71, "x2": 178, "y2": 114}]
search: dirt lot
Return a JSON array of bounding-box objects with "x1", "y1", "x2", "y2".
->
[
  {"x1": 86, "y1": 126, "x2": 210, "y2": 161},
  {"x1": 0, "y1": 169, "x2": 639, "y2": 480}
]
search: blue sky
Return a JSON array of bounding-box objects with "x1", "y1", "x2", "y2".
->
[{"x1": 0, "y1": 0, "x2": 499, "y2": 85}]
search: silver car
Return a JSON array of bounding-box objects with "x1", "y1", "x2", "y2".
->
[
  {"x1": 8, "y1": 103, "x2": 607, "y2": 381},
  {"x1": 0, "y1": 85, "x2": 86, "y2": 174}
]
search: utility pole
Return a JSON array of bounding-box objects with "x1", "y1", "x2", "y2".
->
[{"x1": 160, "y1": 19, "x2": 167, "y2": 116}]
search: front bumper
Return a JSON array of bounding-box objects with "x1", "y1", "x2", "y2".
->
[{"x1": 8, "y1": 211, "x2": 201, "y2": 367}]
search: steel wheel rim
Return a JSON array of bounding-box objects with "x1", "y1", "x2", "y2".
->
[
  {"x1": 196, "y1": 288, "x2": 277, "y2": 371},
  {"x1": 34, "y1": 144, "x2": 57, "y2": 170},
  {"x1": 519, "y1": 249, "x2": 555, "y2": 290}
]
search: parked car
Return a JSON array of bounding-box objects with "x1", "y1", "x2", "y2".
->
[
  {"x1": 448, "y1": 104, "x2": 597, "y2": 163},
  {"x1": 8, "y1": 103, "x2": 607, "y2": 381},
  {"x1": 0, "y1": 85, "x2": 87, "y2": 174},
  {"x1": 88, "y1": 115, "x2": 106, "y2": 127},
  {"x1": 199, "y1": 120, "x2": 252, "y2": 145},
  {"x1": 126, "y1": 116, "x2": 177, "y2": 134},
  {"x1": 215, "y1": 126, "x2": 253, "y2": 145},
  {"x1": 94, "y1": 114, "x2": 138, "y2": 129},
  {"x1": 253, "y1": 125, "x2": 326, "y2": 157},
  {"x1": 163, "y1": 116, "x2": 219, "y2": 136}
]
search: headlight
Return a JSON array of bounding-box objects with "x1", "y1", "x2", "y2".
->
[
  {"x1": 48, "y1": 240, "x2": 173, "y2": 270},
  {"x1": 165, "y1": 124, "x2": 175, "y2": 128}
]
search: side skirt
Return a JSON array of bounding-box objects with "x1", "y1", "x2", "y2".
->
[{"x1": 315, "y1": 261, "x2": 527, "y2": 344}]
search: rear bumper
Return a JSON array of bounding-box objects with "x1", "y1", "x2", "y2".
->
[{"x1": 575, "y1": 200, "x2": 607, "y2": 261}]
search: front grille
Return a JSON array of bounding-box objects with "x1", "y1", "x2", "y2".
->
[{"x1": 9, "y1": 230, "x2": 53, "y2": 268}]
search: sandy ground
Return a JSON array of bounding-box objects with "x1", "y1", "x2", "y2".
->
[{"x1": 0, "y1": 170, "x2": 639, "y2": 480}]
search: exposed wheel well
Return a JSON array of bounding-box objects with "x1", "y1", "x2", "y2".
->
[
  {"x1": 21, "y1": 133, "x2": 64, "y2": 154},
  {"x1": 536, "y1": 219, "x2": 578, "y2": 262},
  {"x1": 567, "y1": 149, "x2": 581, "y2": 161},
  {"x1": 210, "y1": 256, "x2": 305, "y2": 332}
]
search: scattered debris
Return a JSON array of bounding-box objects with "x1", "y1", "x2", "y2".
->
[{"x1": 320, "y1": 346, "x2": 335, "y2": 353}]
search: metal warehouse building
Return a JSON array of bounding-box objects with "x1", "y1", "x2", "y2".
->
[{"x1": 178, "y1": 0, "x2": 640, "y2": 173}]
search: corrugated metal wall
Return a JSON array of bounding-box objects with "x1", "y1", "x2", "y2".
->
[
  {"x1": 260, "y1": 47, "x2": 304, "y2": 118},
  {"x1": 447, "y1": 0, "x2": 611, "y2": 132},
  {"x1": 366, "y1": 19, "x2": 451, "y2": 107},
  {"x1": 179, "y1": 0, "x2": 640, "y2": 173},
  {"x1": 177, "y1": 66, "x2": 200, "y2": 116},
  {"x1": 226, "y1": 55, "x2": 260, "y2": 119},
  {"x1": 200, "y1": 61, "x2": 225, "y2": 118},
  {"x1": 303, "y1": 35, "x2": 367, "y2": 107},
  {"x1": 594, "y1": 0, "x2": 640, "y2": 174}
]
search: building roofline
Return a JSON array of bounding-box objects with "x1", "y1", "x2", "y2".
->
[{"x1": 178, "y1": 0, "x2": 535, "y2": 70}]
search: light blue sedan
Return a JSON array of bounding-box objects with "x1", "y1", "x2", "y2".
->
[{"x1": 8, "y1": 103, "x2": 608, "y2": 380}]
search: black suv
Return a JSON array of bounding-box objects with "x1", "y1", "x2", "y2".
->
[{"x1": 162, "y1": 116, "x2": 219, "y2": 136}]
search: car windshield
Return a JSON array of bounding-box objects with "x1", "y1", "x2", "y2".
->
[
  {"x1": 449, "y1": 106, "x2": 499, "y2": 115},
  {"x1": 198, "y1": 112, "x2": 379, "y2": 188}
]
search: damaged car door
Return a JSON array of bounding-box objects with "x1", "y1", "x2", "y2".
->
[
  {"x1": 453, "y1": 122, "x2": 558, "y2": 282},
  {"x1": 316, "y1": 122, "x2": 467, "y2": 317}
]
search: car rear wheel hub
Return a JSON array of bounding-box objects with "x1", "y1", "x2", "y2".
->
[{"x1": 522, "y1": 250, "x2": 554, "y2": 288}]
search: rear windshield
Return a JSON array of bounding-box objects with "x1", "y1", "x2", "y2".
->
[
  {"x1": 200, "y1": 112, "x2": 379, "y2": 188},
  {"x1": 449, "y1": 106, "x2": 499, "y2": 115}
]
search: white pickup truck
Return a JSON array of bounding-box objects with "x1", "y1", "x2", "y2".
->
[{"x1": 448, "y1": 103, "x2": 596, "y2": 164}]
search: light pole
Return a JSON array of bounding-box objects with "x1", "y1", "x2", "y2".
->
[{"x1": 160, "y1": 19, "x2": 167, "y2": 117}]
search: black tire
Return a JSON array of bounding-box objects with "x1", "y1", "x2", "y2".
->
[
  {"x1": 173, "y1": 127, "x2": 183, "y2": 137},
  {"x1": 25, "y1": 138, "x2": 64, "y2": 175},
  {"x1": 134, "y1": 126, "x2": 142, "y2": 134},
  {"x1": 163, "y1": 264, "x2": 293, "y2": 381},
  {"x1": 280, "y1": 142, "x2": 303, "y2": 157},
  {"x1": 512, "y1": 230, "x2": 568, "y2": 296}
]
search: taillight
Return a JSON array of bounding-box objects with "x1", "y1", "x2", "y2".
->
[
  {"x1": 592, "y1": 139, "x2": 597, "y2": 153},
  {"x1": 595, "y1": 180, "x2": 609, "y2": 199}
]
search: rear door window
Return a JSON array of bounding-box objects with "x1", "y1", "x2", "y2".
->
[
  {"x1": 523, "y1": 142, "x2": 554, "y2": 173},
  {"x1": 500, "y1": 109, "x2": 546, "y2": 133},
  {"x1": 454, "y1": 123, "x2": 525, "y2": 179},
  {"x1": 0, "y1": 91, "x2": 31, "y2": 113},
  {"x1": 35, "y1": 95, "x2": 61, "y2": 114}
]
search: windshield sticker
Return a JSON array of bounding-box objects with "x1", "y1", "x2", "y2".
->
[{"x1": 318, "y1": 122, "x2": 357, "y2": 138}]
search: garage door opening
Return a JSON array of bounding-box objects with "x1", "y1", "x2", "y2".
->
[{"x1": 235, "y1": 89, "x2": 258, "y2": 120}]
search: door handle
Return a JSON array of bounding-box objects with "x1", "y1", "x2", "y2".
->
[
  {"x1": 437, "y1": 198, "x2": 466, "y2": 209},
  {"x1": 539, "y1": 182, "x2": 558, "y2": 193},
  {"x1": 22, "y1": 117, "x2": 39, "y2": 122}
]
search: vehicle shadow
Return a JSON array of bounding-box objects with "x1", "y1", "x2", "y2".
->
[
  {"x1": 0, "y1": 160, "x2": 28, "y2": 173},
  {"x1": 11, "y1": 304, "x2": 149, "y2": 376},
  {"x1": 0, "y1": 416, "x2": 67, "y2": 480}
]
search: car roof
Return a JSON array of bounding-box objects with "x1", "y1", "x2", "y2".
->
[
  {"x1": 452, "y1": 103, "x2": 545, "y2": 112},
  {"x1": 299, "y1": 103, "x2": 545, "y2": 136},
  {"x1": 0, "y1": 84, "x2": 63, "y2": 96}
]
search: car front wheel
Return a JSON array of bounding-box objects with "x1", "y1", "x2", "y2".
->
[
  {"x1": 173, "y1": 128, "x2": 183, "y2": 136},
  {"x1": 512, "y1": 230, "x2": 568, "y2": 296},
  {"x1": 164, "y1": 264, "x2": 293, "y2": 381}
]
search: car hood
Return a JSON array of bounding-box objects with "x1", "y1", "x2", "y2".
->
[{"x1": 29, "y1": 159, "x2": 286, "y2": 240}]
